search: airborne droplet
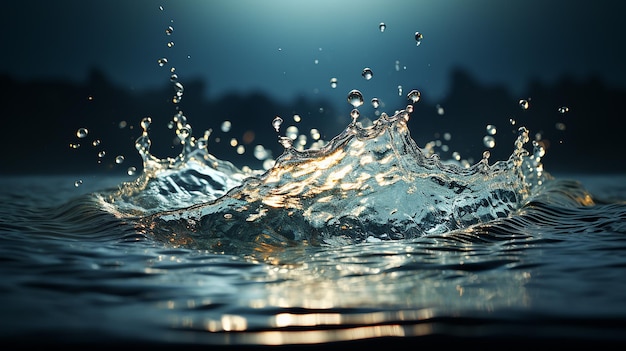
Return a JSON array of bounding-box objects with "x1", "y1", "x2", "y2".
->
[
  {"x1": 76, "y1": 128, "x2": 88, "y2": 138},
  {"x1": 519, "y1": 99, "x2": 530, "y2": 110},
  {"x1": 483, "y1": 136, "x2": 496, "y2": 148},
  {"x1": 157, "y1": 58, "x2": 168, "y2": 67},
  {"x1": 371, "y1": 98, "x2": 380, "y2": 109},
  {"x1": 347, "y1": 89, "x2": 364, "y2": 108},
  {"x1": 272, "y1": 116, "x2": 283, "y2": 132},
  {"x1": 361, "y1": 67, "x2": 373, "y2": 80},
  {"x1": 407, "y1": 89, "x2": 421, "y2": 103},
  {"x1": 415, "y1": 31, "x2": 424, "y2": 46},
  {"x1": 379, "y1": 22, "x2": 386, "y2": 32},
  {"x1": 330, "y1": 77, "x2": 338, "y2": 89}
]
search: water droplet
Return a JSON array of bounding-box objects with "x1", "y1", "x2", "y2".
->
[
  {"x1": 407, "y1": 89, "x2": 421, "y2": 103},
  {"x1": 519, "y1": 99, "x2": 530, "y2": 110},
  {"x1": 165, "y1": 26, "x2": 173, "y2": 35},
  {"x1": 98, "y1": 150, "x2": 106, "y2": 158},
  {"x1": 69, "y1": 143, "x2": 80, "y2": 149},
  {"x1": 159, "y1": 5, "x2": 164, "y2": 11},
  {"x1": 157, "y1": 57, "x2": 168, "y2": 67},
  {"x1": 167, "y1": 41, "x2": 175, "y2": 48},
  {"x1": 127, "y1": 166, "x2": 137, "y2": 176},
  {"x1": 76, "y1": 128, "x2": 88, "y2": 138},
  {"x1": 371, "y1": 98, "x2": 380, "y2": 109},
  {"x1": 272, "y1": 116, "x2": 283, "y2": 132},
  {"x1": 379, "y1": 22, "x2": 386, "y2": 32},
  {"x1": 285, "y1": 126, "x2": 299, "y2": 140},
  {"x1": 415, "y1": 32, "x2": 424, "y2": 46},
  {"x1": 254, "y1": 145, "x2": 269, "y2": 160},
  {"x1": 558, "y1": 106, "x2": 569, "y2": 114},
  {"x1": 221, "y1": 120, "x2": 232, "y2": 133},
  {"x1": 141, "y1": 117, "x2": 152, "y2": 131},
  {"x1": 486, "y1": 124, "x2": 497, "y2": 135},
  {"x1": 555, "y1": 122, "x2": 567, "y2": 131},
  {"x1": 362, "y1": 67, "x2": 373, "y2": 80},
  {"x1": 174, "y1": 82, "x2": 184, "y2": 96},
  {"x1": 350, "y1": 108, "x2": 360, "y2": 122},
  {"x1": 170, "y1": 74, "x2": 178, "y2": 82},
  {"x1": 397, "y1": 85, "x2": 403, "y2": 96},
  {"x1": 509, "y1": 118, "x2": 516, "y2": 126},
  {"x1": 310, "y1": 128, "x2": 321, "y2": 140},
  {"x1": 92, "y1": 139, "x2": 101, "y2": 147},
  {"x1": 74, "y1": 179, "x2": 83, "y2": 187},
  {"x1": 330, "y1": 77, "x2": 338, "y2": 89},
  {"x1": 436, "y1": 104, "x2": 445, "y2": 115},
  {"x1": 293, "y1": 114, "x2": 301, "y2": 122},
  {"x1": 115, "y1": 155, "x2": 125, "y2": 164},
  {"x1": 483, "y1": 136, "x2": 496, "y2": 148},
  {"x1": 395, "y1": 60, "x2": 400, "y2": 72},
  {"x1": 347, "y1": 89, "x2": 364, "y2": 108}
]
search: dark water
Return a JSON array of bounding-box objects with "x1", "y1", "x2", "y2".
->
[{"x1": 1, "y1": 172, "x2": 626, "y2": 349}]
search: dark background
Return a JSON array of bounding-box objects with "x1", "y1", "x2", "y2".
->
[{"x1": 1, "y1": 0, "x2": 625, "y2": 176}]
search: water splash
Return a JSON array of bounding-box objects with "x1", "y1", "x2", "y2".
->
[{"x1": 98, "y1": 99, "x2": 553, "y2": 255}]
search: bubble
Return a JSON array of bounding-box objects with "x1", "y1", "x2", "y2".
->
[
  {"x1": 486, "y1": 124, "x2": 497, "y2": 135},
  {"x1": 115, "y1": 155, "x2": 125, "y2": 164},
  {"x1": 407, "y1": 89, "x2": 421, "y2": 103},
  {"x1": 157, "y1": 58, "x2": 168, "y2": 67},
  {"x1": 483, "y1": 136, "x2": 496, "y2": 148},
  {"x1": 415, "y1": 31, "x2": 424, "y2": 46},
  {"x1": 371, "y1": 98, "x2": 380, "y2": 109},
  {"x1": 76, "y1": 128, "x2": 88, "y2": 138},
  {"x1": 558, "y1": 106, "x2": 569, "y2": 114},
  {"x1": 347, "y1": 89, "x2": 364, "y2": 108},
  {"x1": 330, "y1": 77, "x2": 338, "y2": 89},
  {"x1": 221, "y1": 121, "x2": 232, "y2": 133},
  {"x1": 361, "y1": 67, "x2": 373, "y2": 80},
  {"x1": 272, "y1": 116, "x2": 283, "y2": 132},
  {"x1": 127, "y1": 166, "x2": 137, "y2": 176},
  {"x1": 165, "y1": 26, "x2": 173, "y2": 35},
  {"x1": 74, "y1": 179, "x2": 83, "y2": 187},
  {"x1": 379, "y1": 22, "x2": 386, "y2": 32},
  {"x1": 519, "y1": 99, "x2": 530, "y2": 110},
  {"x1": 397, "y1": 85, "x2": 403, "y2": 96}
]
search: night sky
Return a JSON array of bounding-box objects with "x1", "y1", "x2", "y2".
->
[{"x1": 4, "y1": 0, "x2": 625, "y2": 107}]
